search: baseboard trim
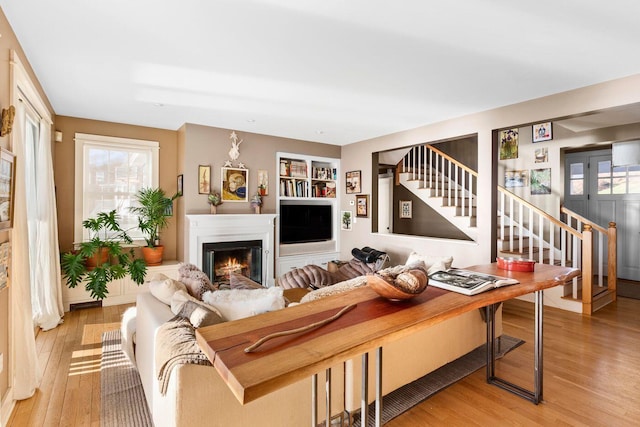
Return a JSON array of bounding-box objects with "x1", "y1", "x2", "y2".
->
[{"x1": 1, "y1": 386, "x2": 15, "y2": 426}]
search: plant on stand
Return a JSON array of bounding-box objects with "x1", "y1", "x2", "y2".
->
[
  {"x1": 208, "y1": 191, "x2": 222, "y2": 214},
  {"x1": 61, "y1": 210, "x2": 147, "y2": 300},
  {"x1": 130, "y1": 187, "x2": 178, "y2": 266}
]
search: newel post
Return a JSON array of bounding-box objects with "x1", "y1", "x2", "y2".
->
[
  {"x1": 607, "y1": 222, "x2": 617, "y2": 302},
  {"x1": 581, "y1": 224, "x2": 593, "y2": 315}
]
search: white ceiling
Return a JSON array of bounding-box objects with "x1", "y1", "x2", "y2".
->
[{"x1": 2, "y1": 0, "x2": 640, "y2": 145}]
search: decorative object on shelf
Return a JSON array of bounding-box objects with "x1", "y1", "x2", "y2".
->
[
  {"x1": 399, "y1": 200, "x2": 412, "y2": 219},
  {"x1": 504, "y1": 170, "x2": 528, "y2": 188},
  {"x1": 258, "y1": 169, "x2": 268, "y2": 196},
  {"x1": 341, "y1": 210, "x2": 353, "y2": 231},
  {"x1": 228, "y1": 131, "x2": 243, "y2": 162},
  {"x1": 198, "y1": 165, "x2": 211, "y2": 194},
  {"x1": 356, "y1": 194, "x2": 369, "y2": 218},
  {"x1": 499, "y1": 128, "x2": 519, "y2": 160},
  {"x1": 0, "y1": 148, "x2": 16, "y2": 230},
  {"x1": 530, "y1": 168, "x2": 551, "y2": 195},
  {"x1": 130, "y1": 187, "x2": 178, "y2": 266},
  {"x1": 60, "y1": 210, "x2": 147, "y2": 300},
  {"x1": 208, "y1": 192, "x2": 222, "y2": 214},
  {"x1": 221, "y1": 167, "x2": 248, "y2": 202},
  {"x1": 345, "y1": 170, "x2": 361, "y2": 194},
  {"x1": 250, "y1": 193, "x2": 262, "y2": 214},
  {"x1": 533, "y1": 122, "x2": 552, "y2": 143},
  {"x1": 177, "y1": 174, "x2": 183, "y2": 196},
  {"x1": 0, "y1": 105, "x2": 15, "y2": 137}
]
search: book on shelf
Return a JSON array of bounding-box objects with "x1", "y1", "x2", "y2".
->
[
  {"x1": 290, "y1": 160, "x2": 308, "y2": 178},
  {"x1": 427, "y1": 268, "x2": 519, "y2": 296},
  {"x1": 325, "y1": 181, "x2": 336, "y2": 198}
]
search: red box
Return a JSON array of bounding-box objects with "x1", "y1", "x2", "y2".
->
[{"x1": 497, "y1": 257, "x2": 536, "y2": 272}]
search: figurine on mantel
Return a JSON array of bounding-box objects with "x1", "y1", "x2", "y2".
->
[
  {"x1": 208, "y1": 192, "x2": 222, "y2": 214},
  {"x1": 250, "y1": 193, "x2": 262, "y2": 214}
]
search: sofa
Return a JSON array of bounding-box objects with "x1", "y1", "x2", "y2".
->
[{"x1": 133, "y1": 257, "x2": 501, "y2": 426}]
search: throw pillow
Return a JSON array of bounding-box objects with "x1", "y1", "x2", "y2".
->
[
  {"x1": 406, "y1": 252, "x2": 453, "y2": 273},
  {"x1": 300, "y1": 276, "x2": 368, "y2": 303},
  {"x1": 202, "y1": 287, "x2": 285, "y2": 321},
  {"x1": 170, "y1": 290, "x2": 224, "y2": 328},
  {"x1": 229, "y1": 272, "x2": 264, "y2": 290},
  {"x1": 178, "y1": 264, "x2": 217, "y2": 300},
  {"x1": 148, "y1": 276, "x2": 187, "y2": 306}
]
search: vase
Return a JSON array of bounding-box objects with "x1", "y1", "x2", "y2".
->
[
  {"x1": 253, "y1": 205, "x2": 261, "y2": 214},
  {"x1": 210, "y1": 205, "x2": 217, "y2": 214}
]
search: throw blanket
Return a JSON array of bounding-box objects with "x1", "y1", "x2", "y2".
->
[{"x1": 155, "y1": 316, "x2": 212, "y2": 395}]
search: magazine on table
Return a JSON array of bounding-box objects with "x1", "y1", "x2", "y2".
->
[{"x1": 428, "y1": 268, "x2": 519, "y2": 296}]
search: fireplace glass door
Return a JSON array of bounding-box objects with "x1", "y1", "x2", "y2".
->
[{"x1": 202, "y1": 240, "x2": 262, "y2": 285}]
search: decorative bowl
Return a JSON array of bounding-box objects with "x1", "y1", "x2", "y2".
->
[
  {"x1": 497, "y1": 257, "x2": 536, "y2": 272},
  {"x1": 367, "y1": 272, "x2": 428, "y2": 301}
]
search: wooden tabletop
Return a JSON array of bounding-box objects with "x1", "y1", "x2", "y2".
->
[{"x1": 195, "y1": 263, "x2": 579, "y2": 404}]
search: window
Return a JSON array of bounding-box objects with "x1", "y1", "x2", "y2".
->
[{"x1": 74, "y1": 133, "x2": 159, "y2": 243}]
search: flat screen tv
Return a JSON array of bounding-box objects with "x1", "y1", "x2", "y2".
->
[{"x1": 280, "y1": 204, "x2": 332, "y2": 244}]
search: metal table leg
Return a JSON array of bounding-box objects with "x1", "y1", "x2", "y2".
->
[{"x1": 486, "y1": 290, "x2": 544, "y2": 404}]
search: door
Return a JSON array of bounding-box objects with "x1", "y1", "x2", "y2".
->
[
  {"x1": 377, "y1": 174, "x2": 393, "y2": 234},
  {"x1": 565, "y1": 150, "x2": 640, "y2": 281}
]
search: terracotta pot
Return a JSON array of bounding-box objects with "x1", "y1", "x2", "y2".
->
[
  {"x1": 85, "y1": 247, "x2": 110, "y2": 270},
  {"x1": 142, "y1": 245, "x2": 164, "y2": 266}
]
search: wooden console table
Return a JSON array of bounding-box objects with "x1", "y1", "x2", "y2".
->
[{"x1": 196, "y1": 263, "x2": 579, "y2": 426}]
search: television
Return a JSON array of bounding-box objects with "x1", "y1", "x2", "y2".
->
[{"x1": 280, "y1": 204, "x2": 332, "y2": 244}]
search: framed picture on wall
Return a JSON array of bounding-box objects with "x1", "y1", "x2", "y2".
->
[
  {"x1": 0, "y1": 148, "x2": 16, "y2": 230},
  {"x1": 346, "y1": 170, "x2": 361, "y2": 194},
  {"x1": 531, "y1": 168, "x2": 551, "y2": 195},
  {"x1": 341, "y1": 210, "x2": 353, "y2": 231},
  {"x1": 221, "y1": 167, "x2": 248, "y2": 202},
  {"x1": 399, "y1": 200, "x2": 412, "y2": 219},
  {"x1": 198, "y1": 165, "x2": 211, "y2": 194},
  {"x1": 356, "y1": 194, "x2": 369, "y2": 217},
  {"x1": 177, "y1": 174, "x2": 184, "y2": 197},
  {"x1": 257, "y1": 169, "x2": 268, "y2": 196},
  {"x1": 499, "y1": 128, "x2": 519, "y2": 160},
  {"x1": 533, "y1": 122, "x2": 552, "y2": 142}
]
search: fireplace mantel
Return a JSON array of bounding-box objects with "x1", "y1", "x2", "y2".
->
[{"x1": 185, "y1": 214, "x2": 277, "y2": 286}]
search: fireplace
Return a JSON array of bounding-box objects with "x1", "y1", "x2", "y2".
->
[
  {"x1": 185, "y1": 214, "x2": 277, "y2": 287},
  {"x1": 202, "y1": 240, "x2": 262, "y2": 285}
]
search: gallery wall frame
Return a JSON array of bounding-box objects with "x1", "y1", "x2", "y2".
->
[
  {"x1": 356, "y1": 194, "x2": 369, "y2": 217},
  {"x1": 531, "y1": 168, "x2": 551, "y2": 195},
  {"x1": 177, "y1": 174, "x2": 184, "y2": 197},
  {"x1": 533, "y1": 122, "x2": 552, "y2": 143},
  {"x1": 221, "y1": 167, "x2": 249, "y2": 202},
  {"x1": 198, "y1": 165, "x2": 211, "y2": 194},
  {"x1": 345, "y1": 170, "x2": 361, "y2": 194},
  {"x1": 341, "y1": 210, "x2": 353, "y2": 231},
  {"x1": 0, "y1": 148, "x2": 16, "y2": 230},
  {"x1": 504, "y1": 170, "x2": 529, "y2": 188},
  {"x1": 499, "y1": 128, "x2": 519, "y2": 160}
]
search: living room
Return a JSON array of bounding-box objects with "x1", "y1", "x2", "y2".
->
[{"x1": 1, "y1": 2, "x2": 640, "y2": 426}]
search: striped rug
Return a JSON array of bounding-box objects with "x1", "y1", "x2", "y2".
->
[
  {"x1": 101, "y1": 330, "x2": 153, "y2": 427},
  {"x1": 352, "y1": 335, "x2": 524, "y2": 426}
]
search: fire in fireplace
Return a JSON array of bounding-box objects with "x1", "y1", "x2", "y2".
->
[{"x1": 202, "y1": 240, "x2": 262, "y2": 285}]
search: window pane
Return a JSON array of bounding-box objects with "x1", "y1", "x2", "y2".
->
[
  {"x1": 598, "y1": 178, "x2": 611, "y2": 194},
  {"x1": 612, "y1": 177, "x2": 626, "y2": 194},
  {"x1": 598, "y1": 160, "x2": 611, "y2": 177},
  {"x1": 629, "y1": 175, "x2": 640, "y2": 194},
  {"x1": 570, "y1": 163, "x2": 583, "y2": 179},
  {"x1": 570, "y1": 179, "x2": 583, "y2": 195}
]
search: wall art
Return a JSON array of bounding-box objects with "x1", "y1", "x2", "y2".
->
[
  {"x1": 504, "y1": 170, "x2": 529, "y2": 188},
  {"x1": 533, "y1": 122, "x2": 552, "y2": 142},
  {"x1": 0, "y1": 148, "x2": 16, "y2": 230},
  {"x1": 499, "y1": 128, "x2": 519, "y2": 160},
  {"x1": 531, "y1": 168, "x2": 551, "y2": 195},
  {"x1": 341, "y1": 210, "x2": 353, "y2": 231},
  {"x1": 198, "y1": 165, "x2": 211, "y2": 194},
  {"x1": 221, "y1": 167, "x2": 248, "y2": 202},
  {"x1": 356, "y1": 194, "x2": 369, "y2": 217},
  {"x1": 345, "y1": 170, "x2": 361, "y2": 194}
]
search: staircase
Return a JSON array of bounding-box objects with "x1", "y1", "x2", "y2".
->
[{"x1": 397, "y1": 144, "x2": 617, "y2": 315}]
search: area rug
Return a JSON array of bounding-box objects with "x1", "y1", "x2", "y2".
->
[
  {"x1": 101, "y1": 330, "x2": 153, "y2": 427},
  {"x1": 352, "y1": 335, "x2": 524, "y2": 426}
]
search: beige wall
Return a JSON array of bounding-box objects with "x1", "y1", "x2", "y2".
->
[
  {"x1": 53, "y1": 116, "x2": 179, "y2": 258},
  {"x1": 176, "y1": 124, "x2": 340, "y2": 260},
  {"x1": 0, "y1": 7, "x2": 55, "y2": 410},
  {"x1": 340, "y1": 74, "x2": 640, "y2": 267}
]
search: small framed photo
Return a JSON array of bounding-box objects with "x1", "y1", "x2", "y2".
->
[
  {"x1": 257, "y1": 169, "x2": 268, "y2": 196},
  {"x1": 177, "y1": 174, "x2": 184, "y2": 197},
  {"x1": 534, "y1": 147, "x2": 548, "y2": 163},
  {"x1": 499, "y1": 128, "x2": 519, "y2": 160},
  {"x1": 345, "y1": 170, "x2": 361, "y2": 194},
  {"x1": 341, "y1": 210, "x2": 353, "y2": 231},
  {"x1": 221, "y1": 167, "x2": 248, "y2": 202},
  {"x1": 399, "y1": 200, "x2": 412, "y2": 219},
  {"x1": 356, "y1": 194, "x2": 369, "y2": 218},
  {"x1": 198, "y1": 165, "x2": 211, "y2": 195},
  {"x1": 533, "y1": 122, "x2": 552, "y2": 142},
  {"x1": 0, "y1": 148, "x2": 16, "y2": 230},
  {"x1": 504, "y1": 170, "x2": 529, "y2": 188}
]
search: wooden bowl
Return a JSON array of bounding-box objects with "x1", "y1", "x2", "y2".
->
[{"x1": 367, "y1": 273, "x2": 428, "y2": 301}]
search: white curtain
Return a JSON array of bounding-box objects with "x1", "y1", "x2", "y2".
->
[
  {"x1": 10, "y1": 99, "x2": 41, "y2": 399},
  {"x1": 29, "y1": 116, "x2": 64, "y2": 330}
]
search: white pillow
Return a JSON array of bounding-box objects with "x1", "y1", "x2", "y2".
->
[
  {"x1": 148, "y1": 276, "x2": 187, "y2": 306},
  {"x1": 202, "y1": 288, "x2": 285, "y2": 321},
  {"x1": 170, "y1": 290, "x2": 224, "y2": 328},
  {"x1": 406, "y1": 252, "x2": 453, "y2": 274}
]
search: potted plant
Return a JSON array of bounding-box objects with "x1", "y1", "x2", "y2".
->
[
  {"x1": 250, "y1": 192, "x2": 262, "y2": 214},
  {"x1": 130, "y1": 187, "x2": 177, "y2": 266},
  {"x1": 61, "y1": 210, "x2": 147, "y2": 300},
  {"x1": 208, "y1": 191, "x2": 222, "y2": 214}
]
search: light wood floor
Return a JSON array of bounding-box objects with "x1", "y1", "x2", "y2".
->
[{"x1": 7, "y1": 298, "x2": 640, "y2": 426}]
